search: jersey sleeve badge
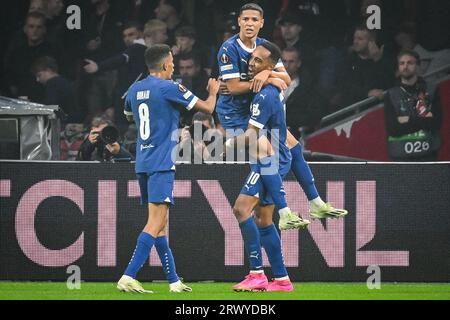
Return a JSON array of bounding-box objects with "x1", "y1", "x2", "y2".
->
[{"x1": 220, "y1": 53, "x2": 230, "y2": 64}]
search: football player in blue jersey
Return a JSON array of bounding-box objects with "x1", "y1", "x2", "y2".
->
[
  {"x1": 228, "y1": 42, "x2": 303, "y2": 292},
  {"x1": 218, "y1": 3, "x2": 347, "y2": 228},
  {"x1": 117, "y1": 44, "x2": 220, "y2": 293}
]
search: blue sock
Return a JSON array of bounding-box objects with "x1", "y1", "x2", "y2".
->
[
  {"x1": 259, "y1": 224, "x2": 288, "y2": 278},
  {"x1": 259, "y1": 156, "x2": 288, "y2": 209},
  {"x1": 239, "y1": 217, "x2": 263, "y2": 271},
  {"x1": 124, "y1": 232, "x2": 155, "y2": 279},
  {"x1": 290, "y1": 144, "x2": 319, "y2": 201},
  {"x1": 155, "y1": 236, "x2": 180, "y2": 284}
]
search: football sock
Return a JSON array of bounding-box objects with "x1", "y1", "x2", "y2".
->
[
  {"x1": 124, "y1": 232, "x2": 155, "y2": 279},
  {"x1": 239, "y1": 217, "x2": 263, "y2": 271},
  {"x1": 259, "y1": 224, "x2": 288, "y2": 278},
  {"x1": 155, "y1": 236, "x2": 180, "y2": 284},
  {"x1": 278, "y1": 207, "x2": 291, "y2": 219},
  {"x1": 310, "y1": 196, "x2": 326, "y2": 209},
  {"x1": 259, "y1": 155, "x2": 289, "y2": 212},
  {"x1": 290, "y1": 143, "x2": 319, "y2": 201}
]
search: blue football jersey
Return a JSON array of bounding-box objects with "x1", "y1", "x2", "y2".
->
[
  {"x1": 248, "y1": 84, "x2": 292, "y2": 167},
  {"x1": 124, "y1": 76, "x2": 198, "y2": 173},
  {"x1": 216, "y1": 34, "x2": 284, "y2": 128}
]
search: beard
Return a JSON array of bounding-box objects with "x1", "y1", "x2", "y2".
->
[{"x1": 401, "y1": 72, "x2": 415, "y2": 81}]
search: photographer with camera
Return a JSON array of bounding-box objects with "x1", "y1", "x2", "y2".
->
[
  {"x1": 178, "y1": 112, "x2": 224, "y2": 163},
  {"x1": 77, "y1": 117, "x2": 134, "y2": 162}
]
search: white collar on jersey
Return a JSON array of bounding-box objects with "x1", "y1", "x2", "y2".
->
[{"x1": 237, "y1": 38, "x2": 256, "y2": 53}]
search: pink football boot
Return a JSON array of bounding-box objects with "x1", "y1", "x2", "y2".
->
[
  {"x1": 233, "y1": 273, "x2": 268, "y2": 292},
  {"x1": 267, "y1": 279, "x2": 294, "y2": 292}
]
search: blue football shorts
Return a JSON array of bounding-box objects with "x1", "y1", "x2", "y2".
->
[
  {"x1": 217, "y1": 113, "x2": 249, "y2": 134},
  {"x1": 240, "y1": 160, "x2": 291, "y2": 206},
  {"x1": 137, "y1": 171, "x2": 175, "y2": 206}
]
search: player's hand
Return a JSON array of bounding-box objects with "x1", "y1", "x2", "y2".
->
[
  {"x1": 83, "y1": 59, "x2": 99, "y2": 74},
  {"x1": 207, "y1": 78, "x2": 220, "y2": 96},
  {"x1": 250, "y1": 69, "x2": 271, "y2": 93},
  {"x1": 268, "y1": 78, "x2": 288, "y2": 91},
  {"x1": 219, "y1": 81, "x2": 231, "y2": 95}
]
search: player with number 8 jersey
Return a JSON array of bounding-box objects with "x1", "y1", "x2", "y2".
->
[
  {"x1": 125, "y1": 74, "x2": 198, "y2": 173},
  {"x1": 118, "y1": 44, "x2": 219, "y2": 294}
]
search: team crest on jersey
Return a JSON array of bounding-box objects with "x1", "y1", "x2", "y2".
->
[
  {"x1": 221, "y1": 53, "x2": 229, "y2": 64},
  {"x1": 178, "y1": 84, "x2": 188, "y2": 93},
  {"x1": 251, "y1": 103, "x2": 261, "y2": 117}
]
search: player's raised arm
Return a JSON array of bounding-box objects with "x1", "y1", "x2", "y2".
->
[
  {"x1": 272, "y1": 65, "x2": 291, "y2": 86},
  {"x1": 192, "y1": 78, "x2": 220, "y2": 114},
  {"x1": 250, "y1": 65, "x2": 291, "y2": 93}
]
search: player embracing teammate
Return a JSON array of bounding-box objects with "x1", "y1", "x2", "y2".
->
[{"x1": 218, "y1": 3, "x2": 348, "y2": 292}]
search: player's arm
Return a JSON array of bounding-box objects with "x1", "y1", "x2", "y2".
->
[
  {"x1": 224, "y1": 78, "x2": 253, "y2": 95},
  {"x1": 123, "y1": 91, "x2": 135, "y2": 123},
  {"x1": 273, "y1": 66, "x2": 291, "y2": 86},
  {"x1": 126, "y1": 115, "x2": 134, "y2": 123},
  {"x1": 225, "y1": 76, "x2": 288, "y2": 95},
  {"x1": 225, "y1": 92, "x2": 274, "y2": 157},
  {"x1": 225, "y1": 123, "x2": 273, "y2": 159},
  {"x1": 192, "y1": 78, "x2": 220, "y2": 114},
  {"x1": 250, "y1": 65, "x2": 291, "y2": 93}
]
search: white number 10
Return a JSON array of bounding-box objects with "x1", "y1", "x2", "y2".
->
[{"x1": 138, "y1": 103, "x2": 150, "y2": 140}]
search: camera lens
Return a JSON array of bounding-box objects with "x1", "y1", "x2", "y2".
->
[{"x1": 100, "y1": 126, "x2": 119, "y2": 144}]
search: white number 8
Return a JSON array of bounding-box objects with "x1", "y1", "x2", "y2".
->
[{"x1": 138, "y1": 103, "x2": 150, "y2": 140}]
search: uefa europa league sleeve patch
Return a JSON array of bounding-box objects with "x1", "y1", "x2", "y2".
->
[{"x1": 221, "y1": 53, "x2": 229, "y2": 64}]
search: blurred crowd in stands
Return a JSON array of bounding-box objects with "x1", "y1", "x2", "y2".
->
[{"x1": 0, "y1": 0, "x2": 449, "y2": 161}]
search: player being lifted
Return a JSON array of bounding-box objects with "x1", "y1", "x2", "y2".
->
[
  {"x1": 117, "y1": 44, "x2": 220, "y2": 293},
  {"x1": 217, "y1": 3, "x2": 348, "y2": 230},
  {"x1": 228, "y1": 41, "x2": 300, "y2": 291}
]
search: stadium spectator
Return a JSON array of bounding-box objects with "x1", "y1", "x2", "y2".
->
[
  {"x1": 44, "y1": 0, "x2": 65, "y2": 41},
  {"x1": 124, "y1": 0, "x2": 156, "y2": 27},
  {"x1": 178, "y1": 53, "x2": 209, "y2": 99},
  {"x1": 175, "y1": 52, "x2": 209, "y2": 127},
  {"x1": 330, "y1": 25, "x2": 396, "y2": 112},
  {"x1": 28, "y1": 0, "x2": 45, "y2": 13},
  {"x1": 83, "y1": 21, "x2": 147, "y2": 134},
  {"x1": 172, "y1": 25, "x2": 212, "y2": 75},
  {"x1": 3, "y1": 11, "x2": 60, "y2": 102},
  {"x1": 384, "y1": 50, "x2": 442, "y2": 161},
  {"x1": 80, "y1": 0, "x2": 125, "y2": 121},
  {"x1": 60, "y1": 123, "x2": 85, "y2": 161},
  {"x1": 282, "y1": 47, "x2": 326, "y2": 137},
  {"x1": 77, "y1": 117, "x2": 134, "y2": 162},
  {"x1": 282, "y1": 47, "x2": 302, "y2": 100},
  {"x1": 178, "y1": 111, "x2": 224, "y2": 163},
  {"x1": 83, "y1": 0, "x2": 124, "y2": 61},
  {"x1": 143, "y1": 19, "x2": 168, "y2": 47},
  {"x1": 154, "y1": 0, "x2": 183, "y2": 46},
  {"x1": 31, "y1": 56, "x2": 82, "y2": 124},
  {"x1": 394, "y1": 23, "x2": 450, "y2": 91},
  {"x1": 277, "y1": 10, "x2": 318, "y2": 78}
]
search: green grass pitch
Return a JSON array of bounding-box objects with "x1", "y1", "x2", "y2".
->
[{"x1": 0, "y1": 282, "x2": 449, "y2": 300}]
